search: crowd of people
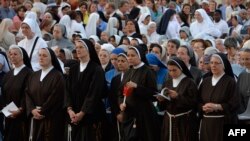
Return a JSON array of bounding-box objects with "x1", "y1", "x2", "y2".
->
[{"x1": 0, "y1": 0, "x2": 250, "y2": 141}]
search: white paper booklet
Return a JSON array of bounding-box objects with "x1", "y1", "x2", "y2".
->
[
  {"x1": 1, "y1": 102, "x2": 19, "y2": 117},
  {"x1": 154, "y1": 88, "x2": 171, "y2": 101}
]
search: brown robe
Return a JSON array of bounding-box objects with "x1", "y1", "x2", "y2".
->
[
  {"x1": 118, "y1": 65, "x2": 161, "y2": 141},
  {"x1": 161, "y1": 77, "x2": 199, "y2": 141},
  {"x1": 2, "y1": 67, "x2": 32, "y2": 141},
  {"x1": 199, "y1": 75, "x2": 240, "y2": 141},
  {"x1": 26, "y1": 69, "x2": 65, "y2": 141}
]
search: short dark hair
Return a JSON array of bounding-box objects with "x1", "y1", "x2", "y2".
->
[
  {"x1": 119, "y1": 0, "x2": 129, "y2": 8},
  {"x1": 224, "y1": 37, "x2": 238, "y2": 48}
]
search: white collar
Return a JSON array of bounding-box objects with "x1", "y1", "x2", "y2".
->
[
  {"x1": 102, "y1": 63, "x2": 108, "y2": 70},
  {"x1": 246, "y1": 69, "x2": 250, "y2": 73},
  {"x1": 212, "y1": 72, "x2": 225, "y2": 86},
  {"x1": 40, "y1": 66, "x2": 54, "y2": 81},
  {"x1": 133, "y1": 62, "x2": 144, "y2": 69},
  {"x1": 80, "y1": 61, "x2": 89, "y2": 72},
  {"x1": 173, "y1": 73, "x2": 186, "y2": 87},
  {"x1": 109, "y1": 11, "x2": 115, "y2": 17},
  {"x1": 188, "y1": 64, "x2": 191, "y2": 70},
  {"x1": 14, "y1": 64, "x2": 25, "y2": 76}
]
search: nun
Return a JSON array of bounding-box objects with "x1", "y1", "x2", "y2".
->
[
  {"x1": 26, "y1": 48, "x2": 65, "y2": 141},
  {"x1": 119, "y1": 46, "x2": 160, "y2": 141},
  {"x1": 157, "y1": 57, "x2": 198, "y2": 141},
  {"x1": 199, "y1": 53, "x2": 240, "y2": 141},
  {"x1": 177, "y1": 45, "x2": 203, "y2": 84},
  {"x1": 190, "y1": 9, "x2": 221, "y2": 39},
  {"x1": 65, "y1": 39, "x2": 107, "y2": 141},
  {"x1": 146, "y1": 53, "x2": 168, "y2": 91},
  {"x1": 157, "y1": 9, "x2": 181, "y2": 39},
  {"x1": 108, "y1": 53, "x2": 130, "y2": 141},
  {"x1": 47, "y1": 24, "x2": 75, "y2": 51},
  {"x1": 18, "y1": 18, "x2": 48, "y2": 71},
  {"x1": 1, "y1": 45, "x2": 33, "y2": 141}
]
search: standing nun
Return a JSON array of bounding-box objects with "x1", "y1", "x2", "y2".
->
[
  {"x1": 1, "y1": 45, "x2": 33, "y2": 141},
  {"x1": 65, "y1": 39, "x2": 107, "y2": 141},
  {"x1": 157, "y1": 56, "x2": 198, "y2": 141},
  {"x1": 119, "y1": 46, "x2": 160, "y2": 141},
  {"x1": 26, "y1": 48, "x2": 65, "y2": 141},
  {"x1": 198, "y1": 53, "x2": 240, "y2": 141}
]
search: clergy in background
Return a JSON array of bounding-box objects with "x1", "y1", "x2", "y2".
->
[
  {"x1": 18, "y1": 18, "x2": 48, "y2": 71},
  {"x1": 26, "y1": 48, "x2": 65, "y2": 141},
  {"x1": 237, "y1": 48, "x2": 250, "y2": 114}
]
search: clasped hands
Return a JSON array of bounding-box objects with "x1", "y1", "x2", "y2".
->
[{"x1": 68, "y1": 108, "x2": 85, "y2": 125}]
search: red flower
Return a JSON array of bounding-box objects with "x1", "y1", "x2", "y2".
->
[{"x1": 123, "y1": 86, "x2": 133, "y2": 97}]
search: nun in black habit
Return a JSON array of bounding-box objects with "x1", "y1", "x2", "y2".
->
[
  {"x1": 65, "y1": 39, "x2": 107, "y2": 141},
  {"x1": 26, "y1": 47, "x2": 65, "y2": 141},
  {"x1": 198, "y1": 53, "x2": 240, "y2": 141},
  {"x1": 1, "y1": 45, "x2": 33, "y2": 141},
  {"x1": 157, "y1": 57, "x2": 199, "y2": 141},
  {"x1": 119, "y1": 46, "x2": 160, "y2": 141}
]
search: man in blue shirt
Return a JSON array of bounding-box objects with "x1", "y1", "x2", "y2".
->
[{"x1": 0, "y1": 0, "x2": 16, "y2": 21}]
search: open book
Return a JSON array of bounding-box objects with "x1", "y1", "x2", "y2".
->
[
  {"x1": 153, "y1": 88, "x2": 171, "y2": 101},
  {"x1": 1, "y1": 102, "x2": 19, "y2": 117}
]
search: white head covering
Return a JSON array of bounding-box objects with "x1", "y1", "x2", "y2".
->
[
  {"x1": 101, "y1": 43, "x2": 115, "y2": 54},
  {"x1": 137, "y1": 13, "x2": 150, "y2": 26},
  {"x1": 106, "y1": 17, "x2": 119, "y2": 36},
  {"x1": 196, "y1": 9, "x2": 214, "y2": 27},
  {"x1": 114, "y1": 35, "x2": 121, "y2": 45},
  {"x1": 62, "y1": 48, "x2": 73, "y2": 60},
  {"x1": 89, "y1": 35, "x2": 100, "y2": 43},
  {"x1": 0, "y1": 18, "x2": 13, "y2": 42},
  {"x1": 59, "y1": 15, "x2": 72, "y2": 39},
  {"x1": 58, "y1": 3, "x2": 71, "y2": 18},
  {"x1": 22, "y1": 18, "x2": 42, "y2": 37},
  {"x1": 85, "y1": 13, "x2": 100, "y2": 38}
]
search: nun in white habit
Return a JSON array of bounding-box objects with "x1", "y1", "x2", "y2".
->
[
  {"x1": 85, "y1": 13, "x2": 100, "y2": 38},
  {"x1": 105, "y1": 17, "x2": 123, "y2": 36},
  {"x1": 190, "y1": 9, "x2": 221, "y2": 39},
  {"x1": 59, "y1": 15, "x2": 72, "y2": 39},
  {"x1": 138, "y1": 13, "x2": 151, "y2": 35},
  {"x1": 18, "y1": 18, "x2": 48, "y2": 71}
]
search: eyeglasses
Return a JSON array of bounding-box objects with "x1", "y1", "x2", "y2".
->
[{"x1": 209, "y1": 61, "x2": 222, "y2": 65}]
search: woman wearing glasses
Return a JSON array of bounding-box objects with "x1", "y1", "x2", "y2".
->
[{"x1": 198, "y1": 53, "x2": 240, "y2": 141}]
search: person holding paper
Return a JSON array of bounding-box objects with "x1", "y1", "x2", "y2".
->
[
  {"x1": 25, "y1": 48, "x2": 65, "y2": 141},
  {"x1": 118, "y1": 46, "x2": 160, "y2": 141},
  {"x1": 1, "y1": 45, "x2": 33, "y2": 141},
  {"x1": 156, "y1": 57, "x2": 198, "y2": 141}
]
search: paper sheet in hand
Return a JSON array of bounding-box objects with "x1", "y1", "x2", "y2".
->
[
  {"x1": 154, "y1": 88, "x2": 171, "y2": 101},
  {"x1": 1, "y1": 102, "x2": 19, "y2": 117}
]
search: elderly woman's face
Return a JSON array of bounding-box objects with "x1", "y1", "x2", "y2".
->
[
  {"x1": 9, "y1": 48, "x2": 23, "y2": 66},
  {"x1": 194, "y1": 11, "x2": 203, "y2": 23},
  {"x1": 53, "y1": 25, "x2": 63, "y2": 39},
  {"x1": 210, "y1": 56, "x2": 224, "y2": 76},
  {"x1": 98, "y1": 50, "x2": 110, "y2": 65}
]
